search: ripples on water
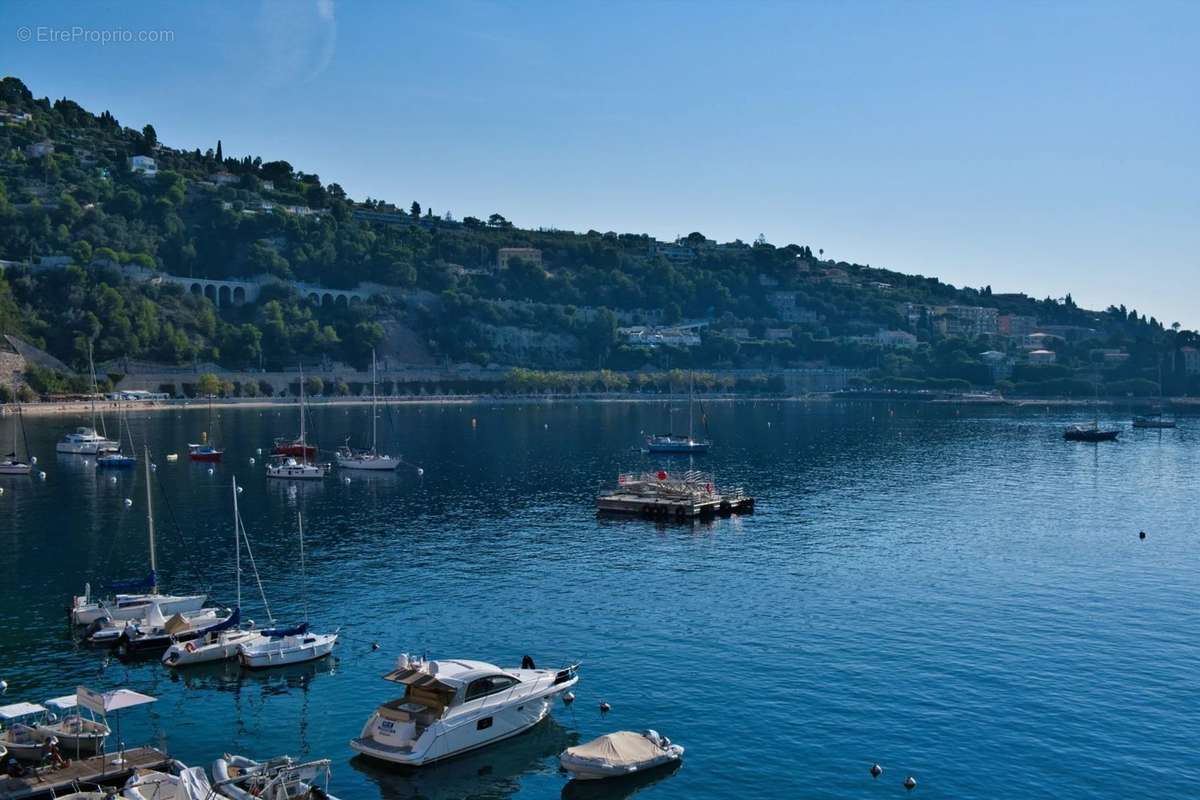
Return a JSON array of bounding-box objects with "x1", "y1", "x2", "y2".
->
[{"x1": 0, "y1": 400, "x2": 1195, "y2": 799}]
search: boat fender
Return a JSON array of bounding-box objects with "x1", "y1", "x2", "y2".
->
[{"x1": 185, "y1": 642, "x2": 196, "y2": 653}]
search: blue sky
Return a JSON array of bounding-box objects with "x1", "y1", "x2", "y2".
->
[{"x1": 3, "y1": 1, "x2": 1197, "y2": 326}]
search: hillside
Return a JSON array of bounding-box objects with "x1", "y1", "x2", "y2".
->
[{"x1": 1, "y1": 75, "x2": 1197, "y2": 399}]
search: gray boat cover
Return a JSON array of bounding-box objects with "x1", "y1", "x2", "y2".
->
[{"x1": 563, "y1": 732, "x2": 662, "y2": 766}]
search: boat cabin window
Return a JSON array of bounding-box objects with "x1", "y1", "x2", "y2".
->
[{"x1": 464, "y1": 675, "x2": 519, "y2": 701}]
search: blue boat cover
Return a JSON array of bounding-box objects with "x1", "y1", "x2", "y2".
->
[
  {"x1": 262, "y1": 621, "x2": 308, "y2": 638},
  {"x1": 197, "y1": 607, "x2": 240, "y2": 636},
  {"x1": 108, "y1": 571, "x2": 157, "y2": 592}
]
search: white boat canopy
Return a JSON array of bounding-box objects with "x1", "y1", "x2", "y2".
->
[
  {"x1": 44, "y1": 695, "x2": 79, "y2": 712},
  {"x1": 77, "y1": 687, "x2": 157, "y2": 716},
  {"x1": 0, "y1": 702, "x2": 46, "y2": 720}
]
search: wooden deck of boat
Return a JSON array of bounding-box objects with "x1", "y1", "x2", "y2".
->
[{"x1": 0, "y1": 746, "x2": 169, "y2": 800}]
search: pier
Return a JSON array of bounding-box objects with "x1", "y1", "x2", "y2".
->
[
  {"x1": 597, "y1": 470, "x2": 754, "y2": 520},
  {"x1": 0, "y1": 747, "x2": 170, "y2": 800}
]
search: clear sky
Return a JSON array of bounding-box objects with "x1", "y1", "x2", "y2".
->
[{"x1": 3, "y1": 1, "x2": 1197, "y2": 326}]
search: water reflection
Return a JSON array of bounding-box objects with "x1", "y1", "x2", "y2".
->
[
  {"x1": 560, "y1": 761, "x2": 682, "y2": 800},
  {"x1": 351, "y1": 717, "x2": 577, "y2": 800}
]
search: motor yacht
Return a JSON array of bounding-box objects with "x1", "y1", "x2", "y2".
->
[
  {"x1": 350, "y1": 655, "x2": 580, "y2": 767},
  {"x1": 56, "y1": 426, "x2": 118, "y2": 455}
]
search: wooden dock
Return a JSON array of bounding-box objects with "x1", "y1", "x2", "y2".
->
[{"x1": 0, "y1": 746, "x2": 169, "y2": 800}]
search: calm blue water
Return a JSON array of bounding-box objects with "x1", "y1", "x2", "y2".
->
[{"x1": 0, "y1": 400, "x2": 1196, "y2": 800}]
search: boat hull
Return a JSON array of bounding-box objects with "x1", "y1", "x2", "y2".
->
[
  {"x1": 189, "y1": 449, "x2": 224, "y2": 462},
  {"x1": 238, "y1": 634, "x2": 337, "y2": 668},
  {"x1": 56, "y1": 440, "x2": 116, "y2": 455},
  {"x1": 1063, "y1": 430, "x2": 1120, "y2": 442},
  {"x1": 272, "y1": 443, "x2": 317, "y2": 459},
  {"x1": 0, "y1": 463, "x2": 31, "y2": 475},
  {"x1": 336, "y1": 456, "x2": 399, "y2": 471},
  {"x1": 561, "y1": 749, "x2": 683, "y2": 780},
  {"x1": 163, "y1": 630, "x2": 265, "y2": 666},
  {"x1": 71, "y1": 593, "x2": 207, "y2": 625},
  {"x1": 266, "y1": 464, "x2": 327, "y2": 480}
]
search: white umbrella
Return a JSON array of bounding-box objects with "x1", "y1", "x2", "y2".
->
[{"x1": 77, "y1": 686, "x2": 156, "y2": 770}]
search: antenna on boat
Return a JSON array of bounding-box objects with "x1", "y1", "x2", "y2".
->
[
  {"x1": 298, "y1": 512, "x2": 308, "y2": 624},
  {"x1": 231, "y1": 476, "x2": 241, "y2": 612},
  {"x1": 144, "y1": 446, "x2": 157, "y2": 593}
]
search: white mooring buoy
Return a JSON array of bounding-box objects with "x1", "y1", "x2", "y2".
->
[
  {"x1": 30, "y1": 456, "x2": 36, "y2": 464},
  {"x1": 249, "y1": 457, "x2": 255, "y2": 465},
  {"x1": 904, "y1": 776, "x2": 917, "y2": 791},
  {"x1": 599, "y1": 701, "x2": 611, "y2": 714},
  {"x1": 207, "y1": 468, "x2": 214, "y2": 475},
  {"x1": 562, "y1": 691, "x2": 575, "y2": 706},
  {"x1": 124, "y1": 498, "x2": 133, "y2": 508},
  {"x1": 417, "y1": 467, "x2": 424, "y2": 476},
  {"x1": 38, "y1": 471, "x2": 46, "y2": 480},
  {"x1": 870, "y1": 763, "x2": 882, "y2": 779}
]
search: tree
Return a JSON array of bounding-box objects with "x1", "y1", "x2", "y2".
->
[
  {"x1": 410, "y1": 201, "x2": 421, "y2": 219},
  {"x1": 141, "y1": 124, "x2": 158, "y2": 151},
  {"x1": 304, "y1": 375, "x2": 324, "y2": 396},
  {"x1": 196, "y1": 372, "x2": 222, "y2": 397},
  {"x1": 215, "y1": 139, "x2": 223, "y2": 162},
  {"x1": 487, "y1": 213, "x2": 512, "y2": 229}
]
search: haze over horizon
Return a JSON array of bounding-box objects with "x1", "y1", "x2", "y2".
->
[{"x1": 2, "y1": 0, "x2": 1197, "y2": 326}]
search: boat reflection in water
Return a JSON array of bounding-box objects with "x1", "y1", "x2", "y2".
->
[
  {"x1": 561, "y1": 760, "x2": 682, "y2": 800},
  {"x1": 167, "y1": 654, "x2": 336, "y2": 697},
  {"x1": 351, "y1": 716, "x2": 575, "y2": 800}
]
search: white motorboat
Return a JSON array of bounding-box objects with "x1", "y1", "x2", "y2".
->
[
  {"x1": 87, "y1": 606, "x2": 226, "y2": 646},
  {"x1": 115, "y1": 605, "x2": 238, "y2": 656},
  {"x1": 164, "y1": 477, "x2": 268, "y2": 667},
  {"x1": 122, "y1": 760, "x2": 213, "y2": 800},
  {"x1": 336, "y1": 349, "x2": 400, "y2": 472},
  {"x1": 212, "y1": 754, "x2": 340, "y2": 800},
  {"x1": 0, "y1": 702, "x2": 53, "y2": 762},
  {"x1": 266, "y1": 457, "x2": 328, "y2": 480},
  {"x1": 71, "y1": 454, "x2": 206, "y2": 625},
  {"x1": 56, "y1": 426, "x2": 118, "y2": 455},
  {"x1": 37, "y1": 694, "x2": 111, "y2": 758},
  {"x1": 350, "y1": 655, "x2": 581, "y2": 767},
  {"x1": 237, "y1": 512, "x2": 337, "y2": 669},
  {"x1": 559, "y1": 730, "x2": 684, "y2": 780}
]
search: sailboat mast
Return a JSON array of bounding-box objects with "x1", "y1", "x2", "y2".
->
[
  {"x1": 371, "y1": 348, "x2": 378, "y2": 454},
  {"x1": 688, "y1": 371, "x2": 694, "y2": 440},
  {"x1": 144, "y1": 447, "x2": 157, "y2": 591},
  {"x1": 298, "y1": 364, "x2": 307, "y2": 463},
  {"x1": 298, "y1": 512, "x2": 308, "y2": 624},
  {"x1": 232, "y1": 477, "x2": 241, "y2": 610}
]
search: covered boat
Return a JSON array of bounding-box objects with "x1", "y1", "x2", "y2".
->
[
  {"x1": 559, "y1": 730, "x2": 683, "y2": 780},
  {"x1": 122, "y1": 760, "x2": 213, "y2": 800}
]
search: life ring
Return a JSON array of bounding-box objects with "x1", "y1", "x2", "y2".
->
[{"x1": 185, "y1": 642, "x2": 196, "y2": 653}]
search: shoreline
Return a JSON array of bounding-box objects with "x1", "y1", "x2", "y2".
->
[{"x1": 4, "y1": 391, "x2": 1196, "y2": 417}]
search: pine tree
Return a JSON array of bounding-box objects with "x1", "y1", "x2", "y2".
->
[{"x1": 216, "y1": 139, "x2": 223, "y2": 162}]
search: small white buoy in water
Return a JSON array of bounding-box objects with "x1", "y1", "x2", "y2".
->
[
  {"x1": 904, "y1": 776, "x2": 917, "y2": 791},
  {"x1": 343, "y1": 477, "x2": 351, "y2": 485},
  {"x1": 110, "y1": 476, "x2": 118, "y2": 484},
  {"x1": 207, "y1": 468, "x2": 214, "y2": 475},
  {"x1": 237, "y1": 486, "x2": 244, "y2": 494},
  {"x1": 256, "y1": 448, "x2": 263, "y2": 455},
  {"x1": 124, "y1": 498, "x2": 133, "y2": 508},
  {"x1": 0, "y1": 680, "x2": 6, "y2": 693},
  {"x1": 150, "y1": 463, "x2": 157, "y2": 471},
  {"x1": 870, "y1": 763, "x2": 882, "y2": 778},
  {"x1": 38, "y1": 471, "x2": 46, "y2": 480},
  {"x1": 562, "y1": 691, "x2": 575, "y2": 705},
  {"x1": 249, "y1": 457, "x2": 255, "y2": 465},
  {"x1": 417, "y1": 467, "x2": 424, "y2": 476},
  {"x1": 544, "y1": 423, "x2": 549, "y2": 429},
  {"x1": 371, "y1": 642, "x2": 380, "y2": 651},
  {"x1": 30, "y1": 456, "x2": 36, "y2": 464},
  {"x1": 0, "y1": 487, "x2": 4, "y2": 495},
  {"x1": 599, "y1": 701, "x2": 611, "y2": 714}
]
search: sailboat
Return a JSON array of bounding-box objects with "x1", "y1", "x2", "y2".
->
[
  {"x1": 70, "y1": 449, "x2": 207, "y2": 625},
  {"x1": 1064, "y1": 381, "x2": 1120, "y2": 441},
  {"x1": 56, "y1": 343, "x2": 118, "y2": 455},
  {"x1": 189, "y1": 395, "x2": 225, "y2": 461},
  {"x1": 96, "y1": 401, "x2": 137, "y2": 468},
  {"x1": 646, "y1": 372, "x2": 711, "y2": 454},
  {"x1": 163, "y1": 476, "x2": 267, "y2": 666},
  {"x1": 267, "y1": 366, "x2": 327, "y2": 480},
  {"x1": 0, "y1": 404, "x2": 33, "y2": 475},
  {"x1": 238, "y1": 512, "x2": 338, "y2": 668},
  {"x1": 1133, "y1": 357, "x2": 1177, "y2": 429},
  {"x1": 271, "y1": 367, "x2": 317, "y2": 459},
  {"x1": 336, "y1": 349, "x2": 399, "y2": 471}
]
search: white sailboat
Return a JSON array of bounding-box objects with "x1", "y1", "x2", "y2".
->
[
  {"x1": 337, "y1": 349, "x2": 399, "y2": 471},
  {"x1": 0, "y1": 404, "x2": 32, "y2": 475},
  {"x1": 163, "y1": 477, "x2": 266, "y2": 666},
  {"x1": 56, "y1": 342, "x2": 118, "y2": 455},
  {"x1": 238, "y1": 512, "x2": 338, "y2": 669},
  {"x1": 267, "y1": 366, "x2": 327, "y2": 480},
  {"x1": 70, "y1": 449, "x2": 207, "y2": 625}
]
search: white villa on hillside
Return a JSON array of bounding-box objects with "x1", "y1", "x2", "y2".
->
[{"x1": 129, "y1": 154, "x2": 158, "y2": 177}]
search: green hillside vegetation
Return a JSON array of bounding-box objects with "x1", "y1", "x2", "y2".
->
[{"x1": 1, "y1": 76, "x2": 1198, "y2": 396}]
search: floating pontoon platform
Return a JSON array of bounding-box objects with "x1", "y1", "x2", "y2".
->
[
  {"x1": 0, "y1": 746, "x2": 170, "y2": 800},
  {"x1": 597, "y1": 470, "x2": 754, "y2": 520}
]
